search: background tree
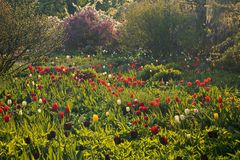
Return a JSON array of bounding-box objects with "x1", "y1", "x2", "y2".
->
[{"x1": 0, "y1": 0, "x2": 65, "y2": 77}]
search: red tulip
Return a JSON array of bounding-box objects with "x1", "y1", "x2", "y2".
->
[
  {"x1": 0, "y1": 108, "x2": 3, "y2": 114},
  {"x1": 135, "y1": 110, "x2": 141, "y2": 115},
  {"x1": 144, "y1": 115, "x2": 148, "y2": 120},
  {"x1": 192, "y1": 101, "x2": 197, "y2": 106},
  {"x1": 130, "y1": 93, "x2": 134, "y2": 98},
  {"x1": 205, "y1": 96, "x2": 211, "y2": 102},
  {"x1": 4, "y1": 114, "x2": 11, "y2": 122},
  {"x1": 59, "y1": 112, "x2": 64, "y2": 119},
  {"x1": 42, "y1": 98, "x2": 47, "y2": 103},
  {"x1": 4, "y1": 106, "x2": 9, "y2": 111},
  {"x1": 195, "y1": 80, "x2": 200, "y2": 85},
  {"x1": 150, "y1": 101, "x2": 156, "y2": 106},
  {"x1": 165, "y1": 97, "x2": 171, "y2": 104},
  {"x1": 52, "y1": 102, "x2": 59, "y2": 112},
  {"x1": 150, "y1": 126, "x2": 159, "y2": 135},
  {"x1": 192, "y1": 93, "x2": 197, "y2": 98},
  {"x1": 65, "y1": 107, "x2": 70, "y2": 113},
  {"x1": 219, "y1": 103, "x2": 224, "y2": 108},
  {"x1": 187, "y1": 82, "x2": 192, "y2": 87},
  {"x1": 205, "y1": 87, "x2": 210, "y2": 91},
  {"x1": 217, "y1": 97, "x2": 223, "y2": 103}
]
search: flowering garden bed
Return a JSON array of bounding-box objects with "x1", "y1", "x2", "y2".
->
[{"x1": 0, "y1": 57, "x2": 239, "y2": 159}]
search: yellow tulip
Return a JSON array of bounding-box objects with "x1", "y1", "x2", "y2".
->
[
  {"x1": 92, "y1": 114, "x2": 99, "y2": 122},
  {"x1": 214, "y1": 112, "x2": 219, "y2": 120}
]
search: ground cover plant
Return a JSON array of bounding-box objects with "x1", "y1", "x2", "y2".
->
[{"x1": 0, "y1": 55, "x2": 240, "y2": 159}]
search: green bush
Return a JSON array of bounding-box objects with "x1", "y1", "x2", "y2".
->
[
  {"x1": 215, "y1": 32, "x2": 240, "y2": 73},
  {"x1": 151, "y1": 68, "x2": 182, "y2": 82},
  {"x1": 120, "y1": 0, "x2": 199, "y2": 57},
  {"x1": 139, "y1": 64, "x2": 182, "y2": 81}
]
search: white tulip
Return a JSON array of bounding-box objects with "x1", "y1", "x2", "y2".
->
[
  {"x1": 107, "y1": 83, "x2": 111, "y2": 86},
  {"x1": 32, "y1": 81, "x2": 35, "y2": 86},
  {"x1": 66, "y1": 55, "x2": 71, "y2": 59},
  {"x1": 117, "y1": 99, "x2": 122, "y2": 105},
  {"x1": 106, "y1": 111, "x2": 109, "y2": 116},
  {"x1": 108, "y1": 74, "x2": 112, "y2": 79},
  {"x1": 126, "y1": 107, "x2": 130, "y2": 112},
  {"x1": 174, "y1": 115, "x2": 180, "y2": 123},
  {"x1": 184, "y1": 108, "x2": 190, "y2": 115},
  {"x1": 7, "y1": 99, "x2": 12, "y2": 105},
  {"x1": 29, "y1": 74, "x2": 32, "y2": 77},
  {"x1": 22, "y1": 101, "x2": 27, "y2": 107},
  {"x1": 39, "y1": 98, "x2": 43, "y2": 104},
  {"x1": 180, "y1": 114, "x2": 185, "y2": 120},
  {"x1": 37, "y1": 109, "x2": 41, "y2": 113}
]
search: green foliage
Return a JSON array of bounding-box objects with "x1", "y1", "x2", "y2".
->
[
  {"x1": 139, "y1": 64, "x2": 182, "y2": 81},
  {"x1": 0, "y1": 57, "x2": 239, "y2": 159},
  {"x1": 81, "y1": 68, "x2": 97, "y2": 79},
  {"x1": 213, "y1": 32, "x2": 240, "y2": 73},
  {"x1": 120, "y1": 0, "x2": 199, "y2": 57}
]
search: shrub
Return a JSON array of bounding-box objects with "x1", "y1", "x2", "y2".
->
[
  {"x1": 0, "y1": 0, "x2": 64, "y2": 77},
  {"x1": 212, "y1": 31, "x2": 240, "y2": 73},
  {"x1": 120, "y1": 0, "x2": 199, "y2": 57},
  {"x1": 63, "y1": 6, "x2": 119, "y2": 54},
  {"x1": 151, "y1": 68, "x2": 182, "y2": 82},
  {"x1": 139, "y1": 64, "x2": 182, "y2": 81}
]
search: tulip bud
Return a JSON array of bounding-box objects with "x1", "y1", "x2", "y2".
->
[
  {"x1": 92, "y1": 114, "x2": 99, "y2": 122},
  {"x1": 7, "y1": 99, "x2": 12, "y2": 105},
  {"x1": 214, "y1": 112, "x2": 219, "y2": 120},
  {"x1": 39, "y1": 98, "x2": 43, "y2": 104}
]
